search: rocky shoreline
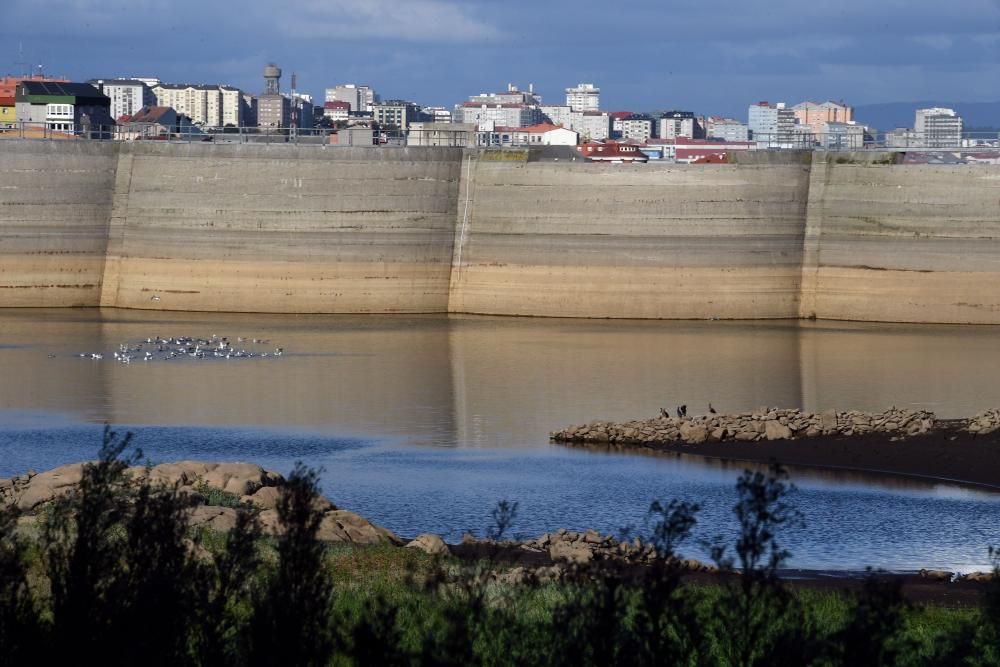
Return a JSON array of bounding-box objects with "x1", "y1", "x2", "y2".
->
[
  {"x1": 550, "y1": 407, "x2": 947, "y2": 447},
  {"x1": 0, "y1": 460, "x2": 402, "y2": 546},
  {"x1": 2, "y1": 459, "x2": 995, "y2": 599}
]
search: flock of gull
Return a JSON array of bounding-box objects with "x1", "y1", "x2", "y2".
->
[{"x1": 69, "y1": 335, "x2": 284, "y2": 364}]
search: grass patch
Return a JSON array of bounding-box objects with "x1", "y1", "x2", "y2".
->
[{"x1": 192, "y1": 479, "x2": 243, "y2": 508}]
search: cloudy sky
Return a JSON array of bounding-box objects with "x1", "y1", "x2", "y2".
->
[{"x1": 2, "y1": 0, "x2": 998, "y2": 116}]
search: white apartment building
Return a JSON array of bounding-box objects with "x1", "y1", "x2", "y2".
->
[
  {"x1": 219, "y1": 86, "x2": 243, "y2": 126},
  {"x1": 748, "y1": 101, "x2": 799, "y2": 148},
  {"x1": 707, "y1": 117, "x2": 750, "y2": 142},
  {"x1": 455, "y1": 103, "x2": 541, "y2": 129},
  {"x1": 541, "y1": 105, "x2": 573, "y2": 127},
  {"x1": 620, "y1": 116, "x2": 654, "y2": 142},
  {"x1": 915, "y1": 107, "x2": 963, "y2": 147},
  {"x1": 576, "y1": 111, "x2": 611, "y2": 141},
  {"x1": 540, "y1": 105, "x2": 611, "y2": 141},
  {"x1": 658, "y1": 111, "x2": 700, "y2": 140},
  {"x1": 150, "y1": 83, "x2": 248, "y2": 127},
  {"x1": 152, "y1": 84, "x2": 213, "y2": 126},
  {"x1": 565, "y1": 83, "x2": 600, "y2": 111},
  {"x1": 88, "y1": 79, "x2": 156, "y2": 120}
]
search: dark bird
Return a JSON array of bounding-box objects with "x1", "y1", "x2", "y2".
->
[
  {"x1": 660, "y1": 407, "x2": 669, "y2": 419},
  {"x1": 680, "y1": 405, "x2": 688, "y2": 417},
  {"x1": 676, "y1": 406, "x2": 684, "y2": 418},
  {"x1": 709, "y1": 403, "x2": 717, "y2": 414}
]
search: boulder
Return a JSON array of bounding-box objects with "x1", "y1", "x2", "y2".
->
[
  {"x1": 820, "y1": 410, "x2": 838, "y2": 433},
  {"x1": 322, "y1": 510, "x2": 402, "y2": 545},
  {"x1": 246, "y1": 486, "x2": 281, "y2": 510},
  {"x1": 15, "y1": 463, "x2": 86, "y2": 511},
  {"x1": 764, "y1": 420, "x2": 793, "y2": 441},
  {"x1": 147, "y1": 461, "x2": 217, "y2": 487},
  {"x1": 679, "y1": 423, "x2": 708, "y2": 444},
  {"x1": 200, "y1": 463, "x2": 281, "y2": 497},
  {"x1": 549, "y1": 540, "x2": 593, "y2": 564},
  {"x1": 188, "y1": 506, "x2": 239, "y2": 533},
  {"x1": 406, "y1": 533, "x2": 450, "y2": 556}
]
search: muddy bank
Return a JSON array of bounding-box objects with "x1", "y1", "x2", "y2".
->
[
  {"x1": 561, "y1": 425, "x2": 1000, "y2": 490},
  {"x1": 441, "y1": 534, "x2": 994, "y2": 607},
  {"x1": 552, "y1": 410, "x2": 1000, "y2": 490}
]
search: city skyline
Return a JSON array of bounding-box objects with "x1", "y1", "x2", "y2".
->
[{"x1": 2, "y1": 0, "x2": 998, "y2": 118}]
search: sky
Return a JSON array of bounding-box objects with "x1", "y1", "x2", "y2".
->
[{"x1": 2, "y1": 0, "x2": 998, "y2": 117}]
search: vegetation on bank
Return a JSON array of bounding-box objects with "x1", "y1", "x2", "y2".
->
[{"x1": 0, "y1": 426, "x2": 998, "y2": 666}]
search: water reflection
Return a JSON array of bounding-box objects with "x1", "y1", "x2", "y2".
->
[
  {"x1": 2, "y1": 309, "x2": 1000, "y2": 443},
  {"x1": 559, "y1": 439, "x2": 1000, "y2": 499}
]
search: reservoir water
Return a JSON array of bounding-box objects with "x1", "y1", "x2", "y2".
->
[{"x1": 0, "y1": 308, "x2": 998, "y2": 572}]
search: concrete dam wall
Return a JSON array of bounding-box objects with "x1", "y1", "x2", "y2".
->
[
  {"x1": 0, "y1": 141, "x2": 117, "y2": 307},
  {"x1": 449, "y1": 158, "x2": 810, "y2": 319},
  {"x1": 799, "y1": 159, "x2": 1000, "y2": 324},
  {"x1": 1, "y1": 140, "x2": 998, "y2": 323}
]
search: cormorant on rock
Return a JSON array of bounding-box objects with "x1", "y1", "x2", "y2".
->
[
  {"x1": 709, "y1": 403, "x2": 717, "y2": 414},
  {"x1": 680, "y1": 405, "x2": 688, "y2": 417}
]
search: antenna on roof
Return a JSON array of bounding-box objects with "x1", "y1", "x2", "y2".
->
[{"x1": 14, "y1": 42, "x2": 28, "y2": 78}]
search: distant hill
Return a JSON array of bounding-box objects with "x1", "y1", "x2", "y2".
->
[{"x1": 853, "y1": 101, "x2": 1000, "y2": 132}]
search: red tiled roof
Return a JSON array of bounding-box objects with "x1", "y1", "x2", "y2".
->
[
  {"x1": 0, "y1": 95, "x2": 14, "y2": 106},
  {"x1": 127, "y1": 106, "x2": 174, "y2": 123},
  {"x1": 324, "y1": 101, "x2": 350, "y2": 109}
]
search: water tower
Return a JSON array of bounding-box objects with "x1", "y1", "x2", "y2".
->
[{"x1": 263, "y1": 64, "x2": 281, "y2": 95}]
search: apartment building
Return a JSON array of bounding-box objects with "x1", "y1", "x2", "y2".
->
[
  {"x1": 706, "y1": 117, "x2": 750, "y2": 142},
  {"x1": 88, "y1": 79, "x2": 156, "y2": 120},
  {"x1": 620, "y1": 115, "x2": 654, "y2": 142},
  {"x1": 325, "y1": 84, "x2": 378, "y2": 113},
  {"x1": 792, "y1": 100, "x2": 854, "y2": 137},
  {"x1": 658, "y1": 110, "x2": 702, "y2": 139},
  {"x1": 565, "y1": 83, "x2": 600, "y2": 111},
  {"x1": 915, "y1": 107, "x2": 963, "y2": 147}
]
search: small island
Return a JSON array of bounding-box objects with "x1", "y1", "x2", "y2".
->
[{"x1": 551, "y1": 408, "x2": 1000, "y2": 490}]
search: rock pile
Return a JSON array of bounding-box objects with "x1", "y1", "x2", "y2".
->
[
  {"x1": 967, "y1": 410, "x2": 1000, "y2": 435},
  {"x1": 0, "y1": 461, "x2": 401, "y2": 546},
  {"x1": 551, "y1": 407, "x2": 936, "y2": 446},
  {"x1": 456, "y1": 528, "x2": 715, "y2": 571}
]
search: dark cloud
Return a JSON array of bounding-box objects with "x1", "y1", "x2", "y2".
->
[{"x1": 2, "y1": 0, "x2": 997, "y2": 118}]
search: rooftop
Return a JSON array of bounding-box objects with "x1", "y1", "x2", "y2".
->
[
  {"x1": 492, "y1": 123, "x2": 574, "y2": 134},
  {"x1": 17, "y1": 81, "x2": 107, "y2": 101},
  {"x1": 124, "y1": 106, "x2": 174, "y2": 124}
]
